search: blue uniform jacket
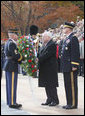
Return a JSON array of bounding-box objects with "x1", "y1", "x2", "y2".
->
[
  {"x1": 4, "y1": 39, "x2": 23, "y2": 72},
  {"x1": 61, "y1": 33, "x2": 80, "y2": 72}
]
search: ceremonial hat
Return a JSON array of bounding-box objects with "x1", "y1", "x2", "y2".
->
[
  {"x1": 30, "y1": 25, "x2": 38, "y2": 35},
  {"x1": 8, "y1": 28, "x2": 19, "y2": 35},
  {"x1": 64, "y1": 22, "x2": 75, "y2": 29}
]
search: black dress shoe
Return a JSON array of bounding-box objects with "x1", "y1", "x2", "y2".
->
[
  {"x1": 64, "y1": 105, "x2": 72, "y2": 109},
  {"x1": 49, "y1": 102, "x2": 59, "y2": 106},
  {"x1": 63, "y1": 105, "x2": 77, "y2": 110},
  {"x1": 9, "y1": 104, "x2": 22, "y2": 109},
  {"x1": 62, "y1": 105, "x2": 68, "y2": 109},
  {"x1": 16, "y1": 103, "x2": 22, "y2": 107},
  {"x1": 69, "y1": 106, "x2": 77, "y2": 109},
  {"x1": 41, "y1": 102, "x2": 51, "y2": 106}
]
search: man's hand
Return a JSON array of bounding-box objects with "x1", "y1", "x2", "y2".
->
[{"x1": 72, "y1": 67, "x2": 77, "y2": 71}]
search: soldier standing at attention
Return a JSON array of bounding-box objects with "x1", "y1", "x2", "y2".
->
[
  {"x1": 60, "y1": 22, "x2": 80, "y2": 109},
  {"x1": 4, "y1": 29, "x2": 23, "y2": 109}
]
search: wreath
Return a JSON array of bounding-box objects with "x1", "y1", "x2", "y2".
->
[{"x1": 17, "y1": 35, "x2": 37, "y2": 77}]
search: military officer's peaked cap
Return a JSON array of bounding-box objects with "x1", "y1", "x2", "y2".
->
[
  {"x1": 8, "y1": 28, "x2": 19, "y2": 35},
  {"x1": 30, "y1": 25, "x2": 38, "y2": 35},
  {"x1": 64, "y1": 22, "x2": 75, "y2": 29}
]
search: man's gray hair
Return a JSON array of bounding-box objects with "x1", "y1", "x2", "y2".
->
[{"x1": 42, "y1": 31, "x2": 53, "y2": 38}]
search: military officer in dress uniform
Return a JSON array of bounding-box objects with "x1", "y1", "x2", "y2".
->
[
  {"x1": 60, "y1": 22, "x2": 80, "y2": 109},
  {"x1": 4, "y1": 28, "x2": 23, "y2": 109}
]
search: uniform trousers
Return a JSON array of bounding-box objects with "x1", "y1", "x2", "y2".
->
[
  {"x1": 5, "y1": 71, "x2": 18, "y2": 106},
  {"x1": 63, "y1": 71, "x2": 78, "y2": 107},
  {"x1": 45, "y1": 86, "x2": 59, "y2": 103}
]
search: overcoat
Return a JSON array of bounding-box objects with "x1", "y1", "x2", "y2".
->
[{"x1": 38, "y1": 39, "x2": 58, "y2": 87}]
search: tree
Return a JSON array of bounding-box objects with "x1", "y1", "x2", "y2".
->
[
  {"x1": 1, "y1": 1, "x2": 84, "y2": 39},
  {"x1": 1, "y1": 1, "x2": 31, "y2": 36},
  {"x1": 71, "y1": 1, "x2": 84, "y2": 11}
]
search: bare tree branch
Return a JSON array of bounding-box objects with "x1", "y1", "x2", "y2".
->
[
  {"x1": 1, "y1": 1, "x2": 17, "y2": 18},
  {"x1": 25, "y1": 1, "x2": 32, "y2": 35}
]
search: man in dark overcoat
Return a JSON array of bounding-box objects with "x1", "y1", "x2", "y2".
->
[{"x1": 38, "y1": 32, "x2": 59, "y2": 106}]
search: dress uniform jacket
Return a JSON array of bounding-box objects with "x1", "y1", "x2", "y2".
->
[
  {"x1": 4, "y1": 39, "x2": 22, "y2": 72},
  {"x1": 61, "y1": 32, "x2": 80, "y2": 108},
  {"x1": 61, "y1": 33, "x2": 80, "y2": 72},
  {"x1": 38, "y1": 39, "x2": 58, "y2": 87}
]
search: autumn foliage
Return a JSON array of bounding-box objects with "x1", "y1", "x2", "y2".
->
[{"x1": 1, "y1": 1, "x2": 84, "y2": 40}]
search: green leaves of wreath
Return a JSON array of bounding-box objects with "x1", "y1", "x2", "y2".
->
[{"x1": 17, "y1": 35, "x2": 37, "y2": 77}]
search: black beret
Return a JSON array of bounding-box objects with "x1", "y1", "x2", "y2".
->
[
  {"x1": 30, "y1": 25, "x2": 38, "y2": 35},
  {"x1": 64, "y1": 22, "x2": 75, "y2": 29}
]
